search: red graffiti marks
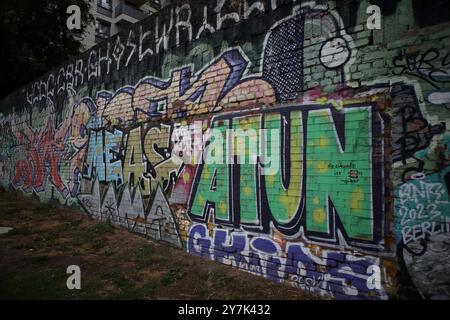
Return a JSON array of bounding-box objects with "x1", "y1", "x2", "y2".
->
[
  {"x1": 10, "y1": 97, "x2": 79, "y2": 197},
  {"x1": 41, "y1": 120, "x2": 68, "y2": 194}
]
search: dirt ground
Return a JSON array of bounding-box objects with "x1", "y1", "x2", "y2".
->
[{"x1": 0, "y1": 189, "x2": 318, "y2": 300}]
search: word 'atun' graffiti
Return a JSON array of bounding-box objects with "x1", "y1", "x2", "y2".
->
[
  {"x1": 188, "y1": 104, "x2": 386, "y2": 250},
  {"x1": 187, "y1": 224, "x2": 386, "y2": 300}
]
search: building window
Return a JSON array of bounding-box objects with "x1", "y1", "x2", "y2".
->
[
  {"x1": 97, "y1": 0, "x2": 112, "y2": 10},
  {"x1": 95, "y1": 19, "x2": 110, "y2": 39}
]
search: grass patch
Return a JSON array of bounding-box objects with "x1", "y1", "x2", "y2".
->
[
  {"x1": 207, "y1": 269, "x2": 232, "y2": 288},
  {"x1": 1, "y1": 207, "x2": 23, "y2": 215},
  {"x1": 129, "y1": 244, "x2": 155, "y2": 263},
  {"x1": 75, "y1": 222, "x2": 115, "y2": 243},
  {"x1": 0, "y1": 268, "x2": 71, "y2": 299},
  {"x1": 126, "y1": 243, "x2": 171, "y2": 267},
  {"x1": 8, "y1": 226, "x2": 34, "y2": 236},
  {"x1": 32, "y1": 203, "x2": 54, "y2": 215},
  {"x1": 91, "y1": 222, "x2": 115, "y2": 234},
  {"x1": 160, "y1": 268, "x2": 186, "y2": 286},
  {"x1": 89, "y1": 238, "x2": 106, "y2": 250},
  {"x1": 101, "y1": 271, "x2": 131, "y2": 289},
  {"x1": 56, "y1": 219, "x2": 83, "y2": 233},
  {"x1": 112, "y1": 280, "x2": 158, "y2": 299},
  {"x1": 0, "y1": 199, "x2": 26, "y2": 210},
  {"x1": 0, "y1": 192, "x2": 320, "y2": 300},
  {"x1": 30, "y1": 255, "x2": 51, "y2": 265}
]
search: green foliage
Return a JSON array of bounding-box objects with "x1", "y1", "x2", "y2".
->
[
  {"x1": 0, "y1": 0, "x2": 94, "y2": 98},
  {"x1": 160, "y1": 268, "x2": 186, "y2": 285}
]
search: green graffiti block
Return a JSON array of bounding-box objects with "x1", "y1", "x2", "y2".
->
[
  {"x1": 190, "y1": 120, "x2": 230, "y2": 221},
  {"x1": 263, "y1": 112, "x2": 303, "y2": 224},
  {"x1": 306, "y1": 107, "x2": 373, "y2": 240},
  {"x1": 232, "y1": 116, "x2": 259, "y2": 224}
]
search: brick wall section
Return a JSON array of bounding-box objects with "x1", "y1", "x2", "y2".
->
[{"x1": 0, "y1": 0, "x2": 449, "y2": 300}]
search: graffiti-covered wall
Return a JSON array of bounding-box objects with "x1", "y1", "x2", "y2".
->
[{"x1": 1, "y1": 0, "x2": 449, "y2": 300}]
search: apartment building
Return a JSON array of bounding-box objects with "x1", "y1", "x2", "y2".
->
[{"x1": 81, "y1": 0, "x2": 163, "y2": 50}]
